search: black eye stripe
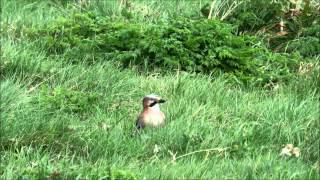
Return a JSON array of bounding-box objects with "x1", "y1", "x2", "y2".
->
[{"x1": 149, "y1": 101, "x2": 157, "y2": 107}]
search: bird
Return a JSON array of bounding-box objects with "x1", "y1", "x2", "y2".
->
[{"x1": 135, "y1": 94, "x2": 166, "y2": 130}]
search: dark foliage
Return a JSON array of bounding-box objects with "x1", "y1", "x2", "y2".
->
[{"x1": 26, "y1": 12, "x2": 301, "y2": 85}]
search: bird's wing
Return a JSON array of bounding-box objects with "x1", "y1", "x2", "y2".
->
[{"x1": 135, "y1": 115, "x2": 145, "y2": 129}]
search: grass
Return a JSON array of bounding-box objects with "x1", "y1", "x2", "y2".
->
[{"x1": 1, "y1": 0, "x2": 319, "y2": 179}]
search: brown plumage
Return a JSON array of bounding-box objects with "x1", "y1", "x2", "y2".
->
[{"x1": 135, "y1": 94, "x2": 166, "y2": 129}]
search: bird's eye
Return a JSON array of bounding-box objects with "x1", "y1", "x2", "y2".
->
[{"x1": 149, "y1": 100, "x2": 157, "y2": 107}]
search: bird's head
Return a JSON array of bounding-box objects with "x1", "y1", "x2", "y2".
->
[{"x1": 142, "y1": 94, "x2": 166, "y2": 109}]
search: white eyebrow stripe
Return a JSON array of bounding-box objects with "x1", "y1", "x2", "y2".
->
[{"x1": 145, "y1": 94, "x2": 159, "y2": 99}]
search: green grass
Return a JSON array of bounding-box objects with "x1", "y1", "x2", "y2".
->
[{"x1": 1, "y1": 0, "x2": 319, "y2": 179}]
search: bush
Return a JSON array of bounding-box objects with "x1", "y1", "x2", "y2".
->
[
  {"x1": 26, "y1": 12, "x2": 300, "y2": 85},
  {"x1": 281, "y1": 23, "x2": 320, "y2": 57},
  {"x1": 38, "y1": 85, "x2": 100, "y2": 114},
  {"x1": 226, "y1": 0, "x2": 320, "y2": 57},
  {"x1": 226, "y1": 0, "x2": 285, "y2": 32}
]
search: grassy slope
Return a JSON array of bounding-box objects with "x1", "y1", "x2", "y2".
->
[{"x1": 1, "y1": 1, "x2": 319, "y2": 179}]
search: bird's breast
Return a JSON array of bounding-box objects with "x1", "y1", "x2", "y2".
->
[{"x1": 143, "y1": 110, "x2": 165, "y2": 127}]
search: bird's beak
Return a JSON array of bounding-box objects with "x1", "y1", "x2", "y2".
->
[{"x1": 158, "y1": 99, "x2": 166, "y2": 103}]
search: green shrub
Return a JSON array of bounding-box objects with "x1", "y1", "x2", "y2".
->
[
  {"x1": 38, "y1": 85, "x2": 100, "y2": 114},
  {"x1": 111, "y1": 169, "x2": 137, "y2": 180},
  {"x1": 226, "y1": 0, "x2": 285, "y2": 32},
  {"x1": 226, "y1": 0, "x2": 320, "y2": 57},
  {"x1": 281, "y1": 23, "x2": 320, "y2": 57},
  {"x1": 26, "y1": 12, "x2": 300, "y2": 85}
]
